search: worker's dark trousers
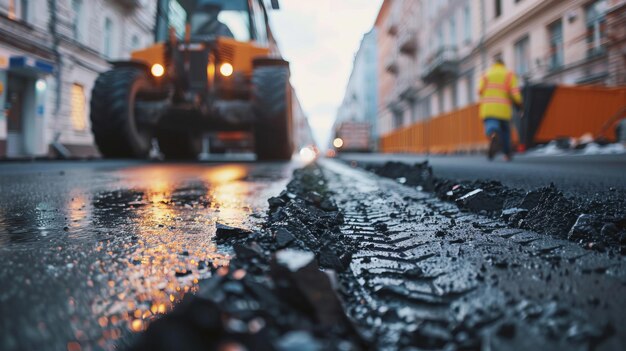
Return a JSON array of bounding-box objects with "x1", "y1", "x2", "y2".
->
[{"x1": 484, "y1": 118, "x2": 511, "y2": 155}]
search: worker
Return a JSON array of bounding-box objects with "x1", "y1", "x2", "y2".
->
[
  {"x1": 191, "y1": 3, "x2": 235, "y2": 39},
  {"x1": 478, "y1": 54, "x2": 523, "y2": 161}
]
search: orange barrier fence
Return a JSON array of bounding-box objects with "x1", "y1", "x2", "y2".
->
[
  {"x1": 380, "y1": 104, "x2": 493, "y2": 154},
  {"x1": 535, "y1": 86, "x2": 626, "y2": 143},
  {"x1": 380, "y1": 85, "x2": 626, "y2": 154}
]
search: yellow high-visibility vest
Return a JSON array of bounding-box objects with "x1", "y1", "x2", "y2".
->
[{"x1": 478, "y1": 63, "x2": 523, "y2": 120}]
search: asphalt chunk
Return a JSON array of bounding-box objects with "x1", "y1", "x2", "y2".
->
[
  {"x1": 274, "y1": 228, "x2": 296, "y2": 248},
  {"x1": 215, "y1": 223, "x2": 253, "y2": 243}
]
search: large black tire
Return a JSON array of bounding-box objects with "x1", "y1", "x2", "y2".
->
[
  {"x1": 90, "y1": 68, "x2": 154, "y2": 158},
  {"x1": 252, "y1": 66, "x2": 294, "y2": 161},
  {"x1": 156, "y1": 130, "x2": 203, "y2": 160}
]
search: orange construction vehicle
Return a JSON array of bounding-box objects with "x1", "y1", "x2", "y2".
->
[{"x1": 90, "y1": 0, "x2": 294, "y2": 160}]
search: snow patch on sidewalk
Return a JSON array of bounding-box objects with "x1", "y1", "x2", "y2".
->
[
  {"x1": 581, "y1": 142, "x2": 626, "y2": 155},
  {"x1": 528, "y1": 141, "x2": 626, "y2": 156}
]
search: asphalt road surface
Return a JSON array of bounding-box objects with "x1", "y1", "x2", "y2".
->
[
  {"x1": 339, "y1": 153, "x2": 626, "y2": 198},
  {"x1": 0, "y1": 160, "x2": 297, "y2": 351},
  {"x1": 1, "y1": 157, "x2": 625, "y2": 351}
]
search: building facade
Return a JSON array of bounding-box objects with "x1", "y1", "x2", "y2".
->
[
  {"x1": 0, "y1": 0, "x2": 156, "y2": 158},
  {"x1": 388, "y1": 0, "x2": 421, "y2": 133},
  {"x1": 481, "y1": 0, "x2": 611, "y2": 86},
  {"x1": 372, "y1": 0, "x2": 622, "y2": 140},
  {"x1": 374, "y1": 0, "x2": 395, "y2": 136},
  {"x1": 419, "y1": 0, "x2": 476, "y2": 119},
  {"x1": 607, "y1": 0, "x2": 626, "y2": 85},
  {"x1": 333, "y1": 28, "x2": 379, "y2": 150}
]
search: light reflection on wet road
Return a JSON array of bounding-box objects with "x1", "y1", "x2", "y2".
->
[{"x1": 0, "y1": 161, "x2": 297, "y2": 351}]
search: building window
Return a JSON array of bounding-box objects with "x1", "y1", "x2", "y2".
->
[
  {"x1": 437, "y1": 26, "x2": 444, "y2": 50},
  {"x1": 451, "y1": 80, "x2": 458, "y2": 110},
  {"x1": 251, "y1": 0, "x2": 269, "y2": 45},
  {"x1": 548, "y1": 19, "x2": 564, "y2": 70},
  {"x1": 20, "y1": 0, "x2": 28, "y2": 21},
  {"x1": 407, "y1": 104, "x2": 417, "y2": 124},
  {"x1": 8, "y1": 0, "x2": 28, "y2": 22},
  {"x1": 168, "y1": 0, "x2": 187, "y2": 39},
  {"x1": 72, "y1": 0, "x2": 83, "y2": 41},
  {"x1": 449, "y1": 16, "x2": 457, "y2": 48},
  {"x1": 131, "y1": 35, "x2": 141, "y2": 50},
  {"x1": 514, "y1": 35, "x2": 530, "y2": 77},
  {"x1": 494, "y1": 0, "x2": 502, "y2": 18},
  {"x1": 466, "y1": 72, "x2": 475, "y2": 104},
  {"x1": 393, "y1": 111, "x2": 403, "y2": 129},
  {"x1": 464, "y1": 5, "x2": 471, "y2": 43},
  {"x1": 71, "y1": 84, "x2": 87, "y2": 131},
  {"x1": 438, "y1": 89, "x2": 445, "y2": 114},
  {"x1": 104, "y1": 17, "x2": 114, "y2": 58},
  {"x1": 585, "y1": 0, "x2": 607, "y2": 57},
  {"x1": 422, "y1": 96, "x2": 432, "y2": 119}
]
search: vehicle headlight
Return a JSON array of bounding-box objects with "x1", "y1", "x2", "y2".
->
[
  {"x1": 207, "y1": 62, "x2": 216, "y2": 80},
  {"x1": 151, "y1": 63, "x2": 165, "y2": 78},
  {"x1": 299, "y1": 147, "x2": 316, "y2": 163},
  {"x1": 219, "y1": 63, "x2": 233, "y2": 77}
]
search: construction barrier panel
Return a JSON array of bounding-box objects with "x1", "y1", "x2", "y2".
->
[
  {"x1": 380, "y1": 104, "x2": 494, "y2": 154},
  {"x1": 529, "y1": 85, "x2": 626, "y2": 145},
  {"x1": 380, "y1": 85, "x2": 626, "y2": 154}
]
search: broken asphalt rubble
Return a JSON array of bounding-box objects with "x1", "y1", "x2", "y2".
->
[
  {"x1": 129, "y1": 160, "x2": 625, "y2": 350},
  {"x1": 130, "y1": 165, "x2": 366, "y2": 351},
  {"x1": 365, "y1": 161, "x2": 626, "y2": 254}
]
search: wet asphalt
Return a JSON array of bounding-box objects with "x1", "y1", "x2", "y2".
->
[
  {"x1": 339, "y1": 153, "x2": 626, "y2": 198},
  {"x1": 2, "y1": 156, "x2": 626, "y2": 351},
  {"x1": 0, "y1": 160, "x2": 297, "y2": 351}
]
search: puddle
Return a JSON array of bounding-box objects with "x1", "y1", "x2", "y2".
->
[{"x1": 0, "y1": 163, "x2": 295, "y2": 351}]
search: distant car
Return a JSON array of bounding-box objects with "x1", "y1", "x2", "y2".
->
[{"x1": 333, "y1": 121, "x2": 372, "y2": 153}]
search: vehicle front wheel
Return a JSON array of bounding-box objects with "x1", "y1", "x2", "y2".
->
[
  {"x1": 90, "y1": 68, "x2": 155, "y2": 158},
  {"x1": 252, "y1": 65, "x2": 294, "y2": 161}
]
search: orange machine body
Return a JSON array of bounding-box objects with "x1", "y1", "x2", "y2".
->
[
  {"x1": 130, "y1": 38, "x2": 270, "y2": 79},
  {"x1": 216, "y1": 37, "x2": 270, "y2": 77},
  {"x1": 131, "y1": 42, "x2": 167, "y2": 70}
]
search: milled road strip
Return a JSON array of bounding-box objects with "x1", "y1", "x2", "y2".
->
[
  {"x1": 360, "y1": 161, "x2": 626, "y2": 253},
  {"x1": 321, "y1": 159, "x2": 626, "y2": 350}
]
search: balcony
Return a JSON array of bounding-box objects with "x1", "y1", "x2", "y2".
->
[
  {"x1": 396, "y1": 72, "x2": 418, "y2": 101},
  {"x1": 398, "y1": 28, "x2": 418, "y2": 56},
  {"x1": 421, "y1": 47, "x2": 459, "y2": 84},
  {"x1": 387, "y1": 3, "x2": 400, "y2": 36},
  {"x1": 387, "y1": 21, "x2": 398, "y2": 36},
  {"x1": 587, "y1": 45, "x2": 607, "y2": 59},
  {"x1": 385, "y1": 52, "x2": 398, "y2": 75},
  {"x1": 114, "y1": 0, "x2": 141, "y2": 8},
  {"x1": 399, "y1": 84, "x2": 418, "y2": 102},
  {"x1": 386, "y1": 97, "x2": 403, "y2": 115}
]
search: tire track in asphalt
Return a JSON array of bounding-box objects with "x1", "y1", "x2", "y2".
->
[{"x1": 321, "y1": 159, "x2": 626, "y2": 351}]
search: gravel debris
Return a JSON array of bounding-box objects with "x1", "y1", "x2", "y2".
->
[
  {"x1": 130, "y1": 160, "x2": 626, "y2": 351},
  {"x1": 130, "y1": 165, "x2": 365, "y2": 351}
]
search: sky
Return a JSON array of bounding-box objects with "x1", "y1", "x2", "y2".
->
[{"x1": 269, "y1": 0, "x2": 383, "y2": 148}]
